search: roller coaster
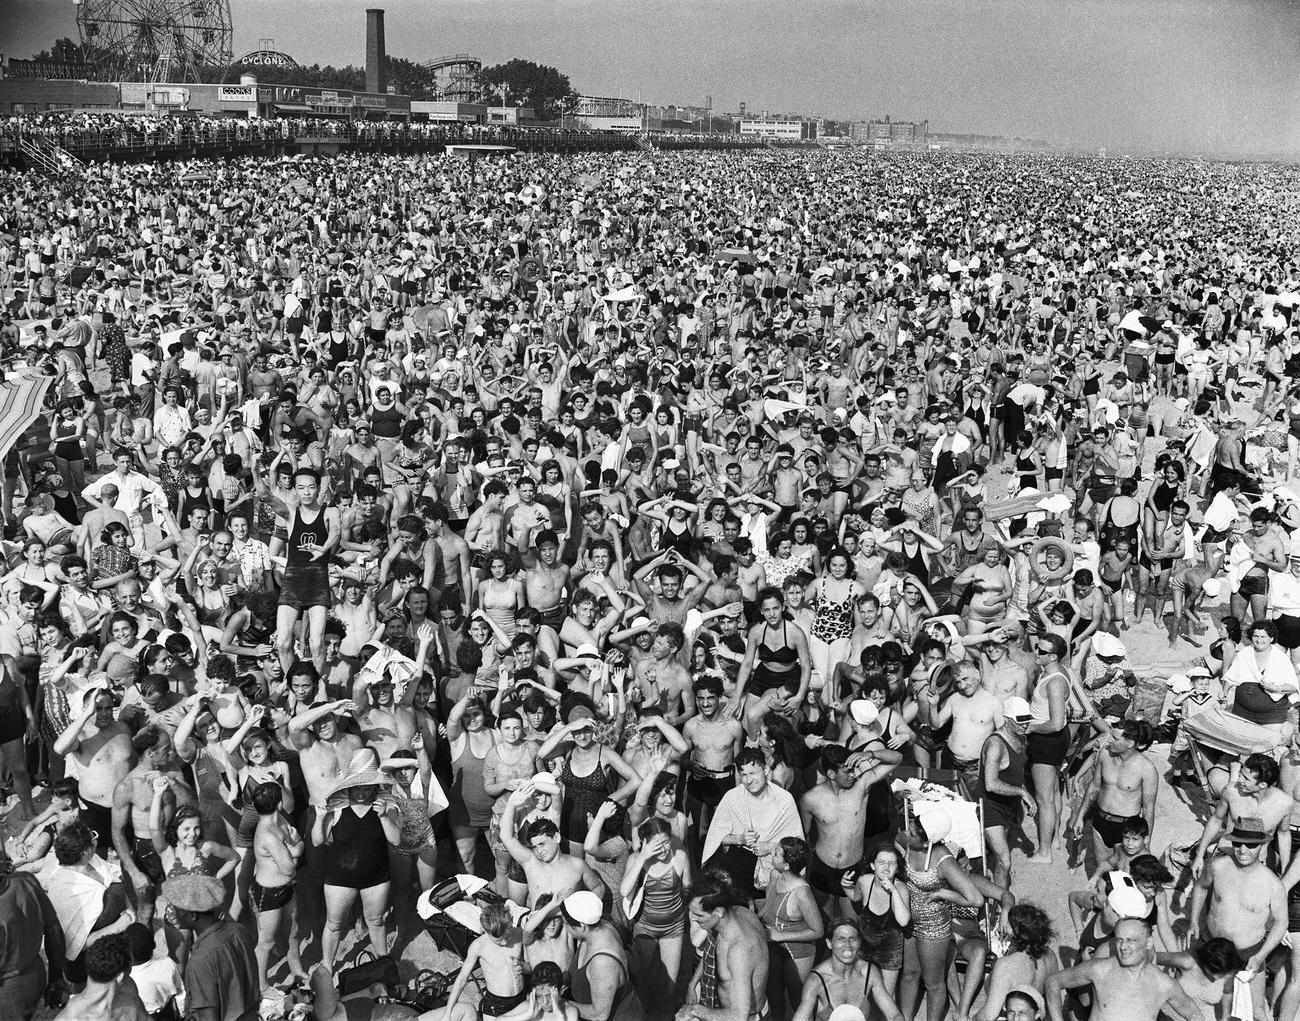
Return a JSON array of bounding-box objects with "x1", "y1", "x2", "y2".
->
[{"x1": 420, "y1": 54, "x2": 482, "y2": 103}]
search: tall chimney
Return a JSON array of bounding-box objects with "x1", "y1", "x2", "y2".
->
[{"x1": 366, "y1": 9, "x2": 386, "y2": 96}]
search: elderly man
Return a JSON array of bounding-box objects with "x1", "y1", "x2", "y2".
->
[
  {"x1": 1046, "y1": 917, "x2": 1199, "y2": 1021},
  {"x1": 162, "y1": 874, "x2": 258, "y2": 1021}
]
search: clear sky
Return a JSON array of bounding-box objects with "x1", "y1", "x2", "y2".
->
[{"x1": 2, "y1": 0, "x2": 1298, "y2": 157}]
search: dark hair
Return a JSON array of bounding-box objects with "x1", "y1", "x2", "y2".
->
[
  {"x1": 693, "y1": 675, "x2": 724, "y2": 697},
  {"x1": 1129, "y1": 854, "x2": 1173, "y2": 888},
  {"x1": 125, "y1": 921, "x2": 154, "y2": 965},
  {"x1": 1120, "y1": 817, "x2": 1149, "y2": 839},
  {"x1": 1037, "y1": 633, "x2": 1066, "y2": 659},
  {"x1": 526, "y1": 818, "x2": 559, "y2": 842},
  {"x1": 53, "y1": 823, "x2": 94, "y2": 865},
  {"x1": 1193, "y1": 937, "x2": 1246, "y2": 980},
  {"x1": 1119, "y1": 719, "x2": 1154, "y2": 751},
  {"x1": 735, "y1": 747, "x2": 766, "y2": 771},
  {"x1": 84, "y1": 933, "x2": 133, "y2": 983},
  {"x1": 131, "y1": 724, "x2": 169, "y2": 756},
  {"x1": 1007, "y1": 903, "x2": 1054, "y2": 960},
  {"x1": 778, "y1": 836, "x2": 809, "y2": 875},
  {"x1": 687, "y1": 868, "x2": 748, "y2": 912},
  {"x1": 251, "y1": 781, "x2": 284, "y2": 816},
  {"x1": 164, "y1": 804, "x2": 203, "y2": 847},
  {"x1": 1243, "y1": 752, "x2": 1281, "y2": 787},
  {"x1": 532, "y1": 960, "x2": 564, "y2": 989},
  {"x1": 649, "y1": 769, "x2": 678, "y2": 807}
]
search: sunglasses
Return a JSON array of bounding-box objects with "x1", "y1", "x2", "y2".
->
[{"x1": 1035, "y1": 646, "x2": 1055, "y2": 654}]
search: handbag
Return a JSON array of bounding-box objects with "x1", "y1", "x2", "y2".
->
[{"x1": 337, "y1": 949, "x2": 400, "y2": 997}]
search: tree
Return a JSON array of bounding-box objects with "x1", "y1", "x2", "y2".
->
[
  {"x1": 482, "y1": 59, "x2": 577, "y2": 120},
  {"x1": 31, "y1": 37, "x2": 84, "y2": 63}
]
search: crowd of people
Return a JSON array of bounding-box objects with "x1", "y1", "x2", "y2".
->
[{"x1": 0, "y1": 138, "x2": 1296, "y2": 1021}]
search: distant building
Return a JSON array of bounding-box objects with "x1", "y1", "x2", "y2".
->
[
  {"x1": 850, "y1": 116, "x2": 929, "y2": 145},
  {"x1": 573, "y1": 94, "x2": 638, "y2": 118},
  {"x1": 739, "y1": 117, "x2": 816, "y2": 141}
]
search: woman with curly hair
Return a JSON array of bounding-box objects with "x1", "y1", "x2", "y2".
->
[{"x1": 975, "y1": 902, "x2": 1058, "y2": 1021}]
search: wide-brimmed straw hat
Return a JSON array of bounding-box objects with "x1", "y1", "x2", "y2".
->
[{"x1": 326, "y1": 749, "x2": 392, "y2": 803}]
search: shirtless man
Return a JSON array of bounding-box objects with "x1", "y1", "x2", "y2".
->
[
  {"x1": 438, "y1": 901, "x2": 532, "y2": 1021},
  {"x1": 683, "y1": 677, "x2": 746, "y2": 833},
  {"x1": 799, "y1": 744, "x2": 897, "y2": 910},
  {"x1": 973, "y1": 626, "x2": 1031, "y2": 701},
  {"x1": 525, "y1": 531, "x2": 572, "y2": 634},
  {"x1": 1235, "y1": 507, "x2": 1287, "y2": 624},
  {"x1": 428, "y1": 504, "x2": 473, "y2": 615},
  {"x1": 633, "y1": 621, "x2": 694, "y2": 726},
  {"x1": 499, "y1": 782, "x2": 606, "y2": 907},
  {"x1": 633, "y1": 551, "x2": 712, "y2": 627},
  {"x1": 927, "y1": 662, "x2": 1003, "y2": 787},
  {"x1": 678, "y1": 872, "x2": 770, "y2": 1021},
  {"x1": 792, "y1": 919, "x2": 904, "y2": 1021},
  {"x1": 505, "y1": 478, "x2": 553, "y2": 563},
  {"x1": 1191, "y1": 753, "x2": 1293, "y2": 880},
  {"x1": 112, "y1": 725, "x2": 195, "y2": 925},
  {"x1": 53, "y1": 687, "x2": 134, "y2": 856},
  {"x1": 1069, "y1": 720, "x2": 1160, "y2": 867},
  {"x1": 1046, "y1": 917, "x2": 1199, "y2": 1021},
  {"x1": 250, "y1": 782, "x2": 305, "y2": 990},
  {"x1": 1189, "y1": 818, "x2": 1287, "y2": 1008},
  {"x1": 733, "y1": 540, "x2": 767, "y2": 620},
  {"x1": 351, "y1": 670, "x2": 418, "y2": 763},
  {"x1": 288, "y1": 699, "x2": 365, "y2": 810},
  {"x1": 464, "y1": 480, "x2": 507, "y2": 566}
]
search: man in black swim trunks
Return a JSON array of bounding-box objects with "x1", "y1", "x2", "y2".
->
[
  {"x1": 799, "y1": 743, "x2": 897, "y2": 911},
  {"x1": 1233, "y1": 506, "x2": 1286, "y2": 625},
  {"x1": 1068, "y1": 720, "x2": 1159, "y2": 867}
]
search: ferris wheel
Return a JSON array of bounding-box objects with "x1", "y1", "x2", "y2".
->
[{"x1": 75, "y1": 0, "x2": 234, "y2": 82}]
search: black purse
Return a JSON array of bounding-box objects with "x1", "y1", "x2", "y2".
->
[{"x1": 337, "y1": 949, "x2": 401, "y2": 997}]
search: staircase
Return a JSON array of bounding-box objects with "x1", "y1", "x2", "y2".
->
[{"x1": 16, "y1": 136, "x2": 82, "y2": 177}]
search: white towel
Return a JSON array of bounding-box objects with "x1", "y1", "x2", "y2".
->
[
  {"x1": 893, "y1": 784, "x2": 984, "y2": 860},
  {"x1": 1230, "y1": 970, "x2": 1253, "y2": 1021}
]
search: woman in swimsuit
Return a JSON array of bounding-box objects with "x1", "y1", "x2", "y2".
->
[
  {"x1": 148, "y1": 799, "x2": 237, "y2": 963},
  {"x1": 477, "y1": 550, "x2": 525, "y2": 642},
  {"x1": 737, "y1": 587, "x2": 811, "y2": 705},
  {"x1": 805, "y1": 550, "x2": 864, "y2": 693},
  {"x1": 793, "y1": 918, "x2": 906, "y2": 1021},
  {"x1": 752, "y1": 838, "x2": 820, "y2": 1016},
  {"x1": 622, "y1": 815, "x2": 691, "y2": 1007},
  {"x1": 954, "y1": 541, "x2": 1012, "y2": 635},
  {"x1": 845, "y1": 843, "x2": 910, "y2": 994},
  {"x1": 221, "y1": 708, "x2": 294, "y2": 921}
]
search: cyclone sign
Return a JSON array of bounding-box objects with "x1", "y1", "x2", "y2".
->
[{"x1": 232, "y1": 49, "x2": 299, "y2": 69}]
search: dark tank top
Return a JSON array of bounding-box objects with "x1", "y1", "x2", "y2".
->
[{"x1": 286, "y1": 506, "x2": 328, "y2": 568}]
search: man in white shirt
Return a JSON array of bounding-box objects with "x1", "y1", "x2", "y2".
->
[{"x1": 82, "y1": 448, "x2": 161, "y2": 551}]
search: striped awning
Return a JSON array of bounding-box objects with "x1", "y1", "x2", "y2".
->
[{"x1": 0, "y1": 372, "x2": 55, "y2": 458}]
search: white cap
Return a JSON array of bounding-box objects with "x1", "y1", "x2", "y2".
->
[
  {"x1": 1201, "y1": 578, "x2": 1222, "y2": 597},
  {"x1": 532, "y1": 771, "x2": 560, "y2": 795},
  {"x1": 849, "y1": 700, "x2": 879, "y2": 726},
  {"x1": 1168, "y1": 674, "x2": 1192, "y2": 694},
  {"x1": 574, "y1": 644, "x2": 601, "y2": 660},
  {"x1": 1003, "y1": 696, "x2": 1033, "y2": 721},
  {"x1": 1092, "y1": 632, "x2": 1126, "y2": 658},
  {"x1": 563, "y1": 890, "x2": 603, "y2": 926},
  {"x1": 828, "y1": 1008, "x2": 866, "y2": 1021}
]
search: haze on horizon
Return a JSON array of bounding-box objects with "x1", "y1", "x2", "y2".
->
[{"x1": 2, "y1": 0, "x2": 1298, "y2": 158}]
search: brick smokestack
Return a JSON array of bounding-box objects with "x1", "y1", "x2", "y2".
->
[{"x1": 366, "y1": 9, "x2": 386, "y2": 95}]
